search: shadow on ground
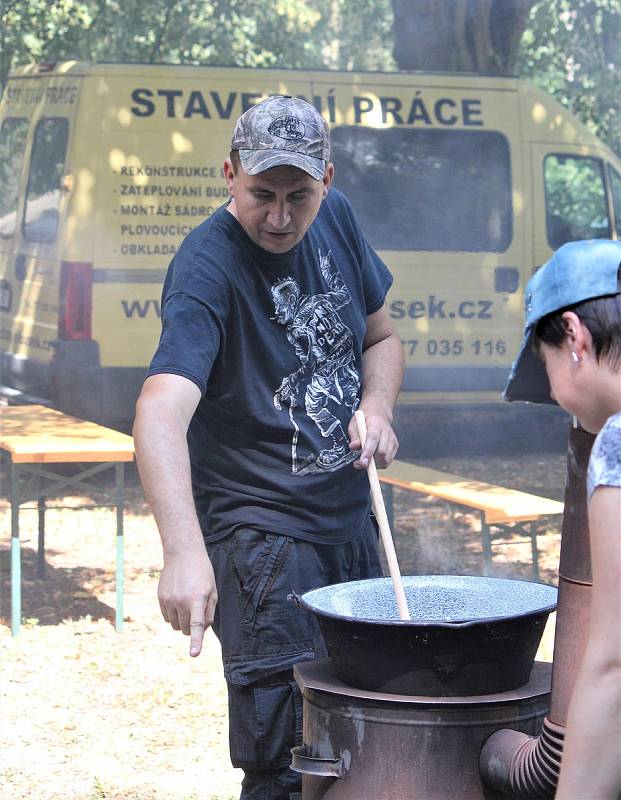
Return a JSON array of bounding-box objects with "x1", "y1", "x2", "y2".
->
[{"x1": 0, "y1": 546, "x2": 115, "y2": 628}]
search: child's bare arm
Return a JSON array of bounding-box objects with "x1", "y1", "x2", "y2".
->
[{"x1": 556, "y1": 484, "x2": 621, "y2": 799}]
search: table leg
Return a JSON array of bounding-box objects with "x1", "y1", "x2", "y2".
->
[
  {"x1": 530, "y1": 521, "x2": 540, "y2": 581},
  {"x1": 10, "y1": 462, "x2": 20, "y2": 636},
  {"x1": 37, "y1": 478, "x2": 46, "y2": 579},
  {"x1": 115, "y1": 462, "x2": 124, "y2": 632},
  {"x1": 481, "y1": 514, "x2": 493, "y2": 577},
  {"x1": 445, "y1": 501, "x2": 455, "y2": 572}
]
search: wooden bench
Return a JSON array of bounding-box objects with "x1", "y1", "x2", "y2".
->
[
  {"x1": 378, "y1": 460, "x2": 564, "y2": 580},
  {"x1": 1, "y1": 404, "x2": 135, "y2": 635}
]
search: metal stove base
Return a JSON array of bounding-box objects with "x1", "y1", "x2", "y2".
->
[{"x1": 293, "y1": 658, "x2": 552, "y2": 800}]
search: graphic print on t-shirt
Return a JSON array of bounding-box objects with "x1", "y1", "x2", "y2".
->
[{"x1": 272, "y1": 249, "x2": 360, "y2": 475}]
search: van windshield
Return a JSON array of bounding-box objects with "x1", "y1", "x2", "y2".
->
[
  {"x1": 331, "y1": 127, "x2": 512, "y2": 252},
  {"x1": 0, "y1": 117, "x2": 29, "y2": 238},
  {"x1": 24, "y1": 116, "x2": 69, "y2": 243}
]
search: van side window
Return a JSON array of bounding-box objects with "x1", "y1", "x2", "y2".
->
[
  {"x1": 331, "y1": 127, "x2": 512, "y2": 252},
  {"x1": 544, "y1": 155, "x2": 611, "y2": 249},
  {"x1": 23, "y1": 116, "x2": 69, "y2": 243},
  {"x1": 0, "y1": 117, "x2": 29, "y2": 238},
  {"x1": 608, "y1": 165, "x2": 621, "y2": 232}
]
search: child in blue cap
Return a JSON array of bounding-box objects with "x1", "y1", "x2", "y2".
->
[{"x1": 504, "y1": 238, "x2": 621, "y2": 799}]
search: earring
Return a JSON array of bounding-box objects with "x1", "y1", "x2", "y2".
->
[{"x1": 571, "y1": 351, "x2": 580, "y2": 364}]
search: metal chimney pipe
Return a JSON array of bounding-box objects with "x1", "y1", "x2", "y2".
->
[{"x1": 479, "y1": 424, "x2": 595, "y2": 797}]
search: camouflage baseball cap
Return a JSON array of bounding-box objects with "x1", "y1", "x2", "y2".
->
[{"x1": 230, "y1": 95, "x2": 330, "y2": 181}]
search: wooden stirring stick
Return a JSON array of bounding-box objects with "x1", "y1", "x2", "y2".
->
[{"x1": 354, "y1": 410, "x2": 410, "y2": 621}]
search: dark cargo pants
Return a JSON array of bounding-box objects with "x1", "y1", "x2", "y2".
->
[{"x1": 206, "y1": 519, "x2": 382, "y2": 800}]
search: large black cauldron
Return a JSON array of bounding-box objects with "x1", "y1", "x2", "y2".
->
[{"x1": 296, "y1": 575, "x2": 557, "y2": 696}]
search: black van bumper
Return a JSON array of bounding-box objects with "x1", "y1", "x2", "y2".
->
[
  {"x1": 53, "y1": 365, "x2": 146, "y2": 433},
  {"x1": 1, "y1": 341, "x2": 147, "y2": 432}
]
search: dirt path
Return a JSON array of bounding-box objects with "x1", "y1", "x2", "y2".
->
[{"x1": 0, "y1": 451, "x2": 567, "y2": 800}]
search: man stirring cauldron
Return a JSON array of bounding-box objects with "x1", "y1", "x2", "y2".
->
[{"x1": 133, "y1": 95, "x2": 404, "y2": 800}]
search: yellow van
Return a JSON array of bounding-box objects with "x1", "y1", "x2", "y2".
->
[{"x1": 1, "y1": 61, "x2": 620, "y2": 429}]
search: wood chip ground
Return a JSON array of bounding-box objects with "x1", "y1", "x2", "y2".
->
[{"x1": 1, "y1": 451, "x2": 566, "y2": 799}]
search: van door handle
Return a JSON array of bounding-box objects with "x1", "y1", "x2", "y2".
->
[{"x1": 494, "y1": 266, "x2": 519, "y2": 293}]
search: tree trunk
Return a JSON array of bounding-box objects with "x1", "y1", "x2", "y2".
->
[{"x1": 391, "y1": 0, "x2": 534, "y2": 75}]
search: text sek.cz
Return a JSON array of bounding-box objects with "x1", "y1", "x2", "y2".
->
[{"x1": 389, "y1": 296, "x2": 493, "y2": 320}]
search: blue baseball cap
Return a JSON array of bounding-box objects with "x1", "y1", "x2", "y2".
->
[{"x1": 503, "y1": 239, "x2": 621, "y2": 404}]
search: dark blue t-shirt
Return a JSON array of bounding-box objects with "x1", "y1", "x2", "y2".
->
[{"x1": 147, "y1": 188, "x2": 393, "y2": 544}]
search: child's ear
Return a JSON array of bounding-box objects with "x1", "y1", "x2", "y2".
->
[{"x1": 561, "y1": 311, "x2": 590, "y2": 356}]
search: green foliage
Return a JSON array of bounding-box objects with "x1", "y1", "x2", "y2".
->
[
  {"x1": 0, "y1": 117, "x2": 27, "y2": 219},
  {"x1": 519, "y1": 0, "x2": 621, "y2": 156},
  {"x1": 322, "y1": 0, "x2": 394, "y2": 71},
  {"x1": 0, "y1": 0, "x2": 394, "y2": 89},
  {"x1": 88, "y1": 776, "x2": 107, "y2": 800},
  {"x1": 0, "y1": 0, "x2": 617, "y2": 155}
]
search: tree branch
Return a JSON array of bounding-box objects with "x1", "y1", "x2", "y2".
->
[
  {"x1": 491, "y1": 0, "x2": 534, "y2": 74},
  {"x1": 475, "y1": 0, "x2": 495, "y2": 72},
  {"x1": 453, "y1": 0, "x2": 473, "y2": 71},
  {"x1": 149, "y1": 1, "x2": 176, "y2": 63},
  {"x1": 392, "y1": 0, "x2": 533, "y2": 76}
]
